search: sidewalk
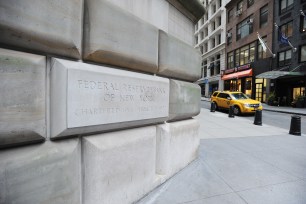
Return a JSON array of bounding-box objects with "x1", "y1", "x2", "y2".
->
[
  {"x1": 136, "y1": 108, "x2": 306, "y2": 204},
  {"x1": 201, "y1": 96, "x2": 306, "y2": 116}
]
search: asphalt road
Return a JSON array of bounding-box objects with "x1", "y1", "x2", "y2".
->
[{"x1": 201, "y1": 101, "x2": 306, "y2": 134}]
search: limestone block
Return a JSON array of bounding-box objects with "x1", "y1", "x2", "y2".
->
[
  {"x1": 51, "y1": 58, "x2": 169, "y2": 139},
  {"x1": 0, "y1": 48, "x2": 46, "y2": 149},
  {"x1": 168, "y1": 79, "x2": 201, "y2": 122},
  {"x1": 0, "y1": 139, "x2": 81, "y2": 204},
  {"x1": 158, "y1": 30, "x2": 202, "y2": 82},
  {"x1": 0, "y1": 0, "x2": 83, "y2": 59},
  {"x1": 83, "y1": 0, "x2": 159, "y2": 73},
  {"x1": 83, "y1": 126, "x2": 157, "y2": 204},
  {"x1": 156, "y1": 119, "x2": 200, "y2": 177}
]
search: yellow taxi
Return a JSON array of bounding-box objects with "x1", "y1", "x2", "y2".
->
[{"x1": 210, "y1": 91, "x2": 263, "y2": 115}]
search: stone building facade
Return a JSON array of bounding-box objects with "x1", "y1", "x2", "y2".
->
[{"x1": 0, "y1": 0, "x2": 204, "y2": 203}]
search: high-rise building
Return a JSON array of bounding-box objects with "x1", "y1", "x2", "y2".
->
[
  {"x1": 265, "y1": 0, "x2": 306, "y2": 106},
  {"x1": 195, "y1": 0, "x2": 230, "y2": 97},
  {"x1": 224, "y1": 0, "x2": 274, "y2": 102}
]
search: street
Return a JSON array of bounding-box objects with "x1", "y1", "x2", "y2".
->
[{"x1": 201, "y1": 101, "x2": 306, "y2": 134}]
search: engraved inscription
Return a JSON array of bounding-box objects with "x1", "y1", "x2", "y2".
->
[{"x1": 67, "y1": 69, "x2": 169, "y2": 128}]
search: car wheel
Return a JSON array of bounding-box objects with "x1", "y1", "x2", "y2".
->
[{"x1": 233, "y1": 106, "x2": 241, "y2": 115}]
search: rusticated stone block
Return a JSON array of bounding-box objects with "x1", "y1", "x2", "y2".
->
[
  {"x1": 83, "y1": 126, "x2": 157, "y2": 204},
  {"x1": 83, "y1": 0, "x2": 159, "y2": 73},
  {"x1": 51, "y1": 58, "x2": 169, "y2": 139},
  {"x1": 158, "y1": 30, "x2": 202, "y2": 82},
  {"x1": 0, "y1": 139, "x2": 81, "y2": 204},
  {"x1": 168, "y1": 79, "x2": 201, "y2": 122},
  {"x1": 0, "y1": 48, "x2": 46, "y2": 149},
  {"x1": 156, "y1": 119, "x2": 200, "y2": 178},
  {"x1": 0, "y1": 0, "x2": 83, "y2": 59}
]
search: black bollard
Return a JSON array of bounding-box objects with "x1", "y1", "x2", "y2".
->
[
  {"x1": 228, "y1": 105, "x2": 235, "y2": 118},
  {"x1": 210, "y1": 102, "x2": 216, "y2": 112},
  {"x1": 289, "y1": 115, "x2": 301, "y2": 136},
  {"x1": 253, "y1": 110, "x2": 262, "y2": 126}
]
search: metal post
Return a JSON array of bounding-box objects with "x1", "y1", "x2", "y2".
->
[
  {"x1": 253, "y1": 110, "x2": 262, "y2": 126},
  {"x1": 210, "y1": 102, "x2": 216, "y2": 112},
  {"x1": 228, "y1": 105, "x2": 235, "y2": 118},
  {"x1": 289, "y1": 115, "x2": 301, "y2": 136}
]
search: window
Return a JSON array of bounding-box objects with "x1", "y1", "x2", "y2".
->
[
  {"x1": 235, "y1": 42, "x2": 256, "y2": 66},
  {"x1": 278, "y1": 50, "x2": 292, "y2": 66},
  {"x1": 300, "y1": 45, "x2": 306, "y2": 62},
  {"x1": 200, "y1": 45, "x2": 204, "y2": 54},
  {"x1": 280, "y1": 0, "x2": 293, "y2": 14},
  {"x1": 258, "y1": 36, "x2": 267, "y2": 59},
  {"x1": 237, "y1": 1, "x2": 243, "y2": 12},
  {"x1": 239, "y1": 45, "x2": 249, "y2": 65},
  {"x1": 260, "y1": 5, "x2": 268, "y2": 28},
  {"x1": 300, "y1": 14, "x2": 306, "y2": 32},
  {"x1": 212, "y1": 21, "x2": 216, "y2": 31},
  {"x1": 280, "y1": 21, "x2": 293, "y2": 37},
  {"x1": 211, "y1": 38, "x2": 215, "y2": 48},
  {"x1": 247, "y1": 0, "x2": 254, "y2": 7},
  {"x1": 227, "y1": 29, "x2": 232, "y2": 44},
  {"x1": 213, "y1": 4, "x2": 216, "y2": 14},
  {"x1": 218, "y1": 16, "x2": 222, "y2": 27},
  {"x1": 237, "y1": 16, "x2": 254, "y2": 40},
  {"x1": 219, "y1": 0, "x2": 222, "y2": 8},
  {"x1": 228, "y1": 9, "x2": 234, "y2": 23},
  {"x1": 216, "y1": 55, "x2": 221, "y2": 74},
  {"x1": 195, "y1": 36, "x2": 198, "y2": 45},
  {"x1": 217, "y1": 34, "x2": 221, "y2": 45},
  {"x1": 227, "y1": 52, "x2": 234, "y2": 69},
  {"x1": 200, "y1": 31, "x2": 204, "y2": 40},
  {"x1": 203, "y1": 60, "x2": 207, "y2": 77}
]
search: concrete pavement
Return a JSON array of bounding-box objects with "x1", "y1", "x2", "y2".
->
[{"x1": 136, "y1": 108, "x2": 306, "y2": 204}]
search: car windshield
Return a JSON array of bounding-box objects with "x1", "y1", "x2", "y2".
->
[{"x1": 231, "y1": 93, "x2": 249, "y2": 100}]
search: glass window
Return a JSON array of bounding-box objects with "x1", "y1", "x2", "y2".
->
[
  {"x1": 258, "y1": 36, "x2": 267, "y2": 59},
  {"x1": 227, "y1": 52, "x2": 234, "y2": 69},
  {"x1": 240, "y1": 45, "x2": 249, "y2": 65},
  {"x1": 235, "y1": 42, "x2": 256, "y2": 66},
  {"x1": 280, "y1": 21, "x2": 293, "y2": 37},
  {"x1": 260, "y1": 4, "x2": 268, "y2": 28},
  {"x1": 300, "y1": 45, "x2": 306, "y2": 62},
  {"x1": 280, "y1": 0, "x2": 293, "y2": 14},
  {"x1": 278, "y1": 50, "x2": 292, "y2": 67},
  {"x1": 249, "y1": 42, "x2": 256, "y2": 62},
  {"x1": 237, "y1": 1, "x2": 243, "y2": 12},
  {"x1": 228, "y1": 9, "x2": 234, "y2": 23},
  {"x1": 237, "y1": 16, "x2": 253, "y2": 40},
  {"x1": 227, "y1": 29, "x2": 232, "y2": 44}
]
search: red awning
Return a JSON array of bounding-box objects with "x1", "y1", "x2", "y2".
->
[{"x1": 222, "y1": 69, "x2": 252, "y2": 80}]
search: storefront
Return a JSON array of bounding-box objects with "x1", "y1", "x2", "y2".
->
[
  {"x1": 256, "y1": 70, "x2": 305, "y2": 105},
  {"x1": 221, "y1": 65, "x2": 254, "y2": 98}
]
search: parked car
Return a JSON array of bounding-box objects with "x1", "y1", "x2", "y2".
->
[{"x1": 210, "y1": 91, "x2": 263, "y2": 115}]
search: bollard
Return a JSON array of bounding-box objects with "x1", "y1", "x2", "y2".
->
[
  {"x1": 253, "y1": 110, "x2": 262, "y2": 126},
  {"x1": 228, "y1": 105, "x2": 235, "y2": 118},
  {"x1": 210, "y1": 102, "x2": 216, "y2": 112},
  {"x1": 289, "y1": 115, "x2": 301, "y2": 136}
]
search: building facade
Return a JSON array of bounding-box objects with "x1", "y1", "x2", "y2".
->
[
  {"x1": 0, "y1": 0, "x2": 204, "y2": 203},
  {"x1": 224, "y1": 0, "x2": 274, "y2": 102},
  {"x1": 269, "y1": 0, "x2": 306, "y2": 106},
  {"x1": 195, "y1": 0, "x2": 230, "y2": 97}
]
